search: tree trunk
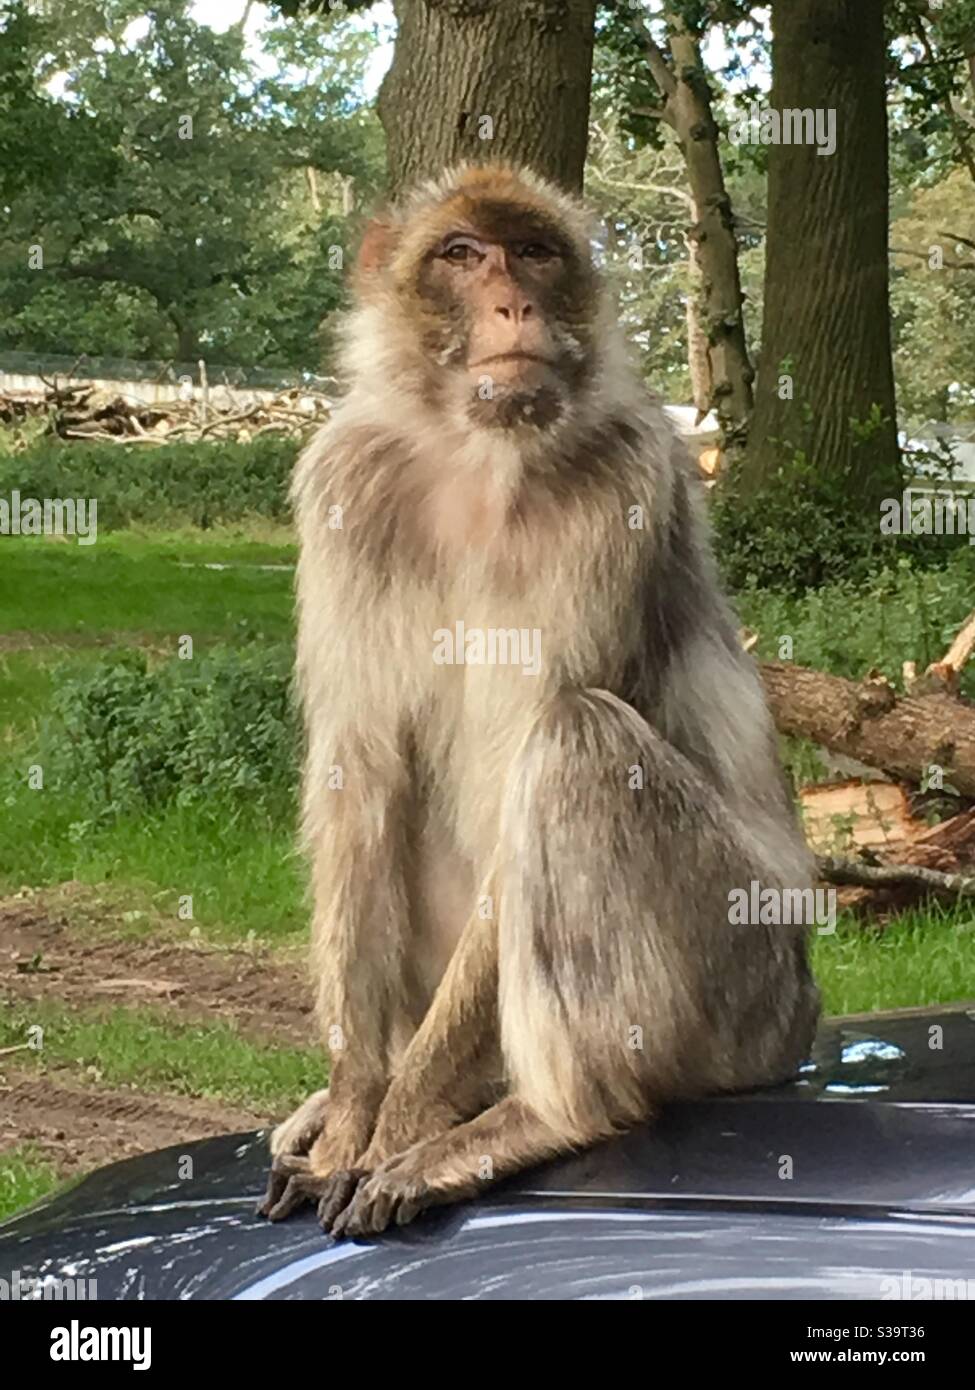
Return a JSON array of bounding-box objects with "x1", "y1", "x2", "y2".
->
[
  {"x1": 760, "y1": 662, "x2": 975, "y2": 798},
  {"x1": 685, "y1": 218, "x2": 713, "y2": 414},
  {"x1": 742, "y1": 0, "x2": 900, "y2": 504},
  {"x1": 629, "y1": 11, "x2": 754, "y2": 452},
  {"x1": 378, "y1": 0, "x2": 597, "y2": 196}
]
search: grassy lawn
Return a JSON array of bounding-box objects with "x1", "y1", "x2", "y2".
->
[
  {"x1": 0, "y1": 1147, "x2": 62, "y2": 1223},
  {"x1": 1, "y1": 527, "x2": 301, "y2": 941},
  {"x1": 813, "y1": 906, "x2": 975, "y2": 1015},
  {"x1": 0, "y1": 1001, "x2": 323, "y2": 1113},
  {"x1": 0, "y1": 527, "x2": 295, "y2": 641}
]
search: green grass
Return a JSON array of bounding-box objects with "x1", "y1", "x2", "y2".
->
[
  {"x1": 814, "y1": 906, "x2": 975, "y2": 1015},
  {"x1": 0, "y1": 531, "x2": 294, "y2": 644},
  {"x1": 0, "y1": 1146, "x2": 63, "y2": 1223},
  {"x1": 0, "y1": 782, "x2": 304, "y2": 941},
  {"x1": 0, "y1": 527, "x2": 303, "y2": 941},
  {"x1": 0, "y1": 1001, "x2": 324, "y2": 1112},
  {"x1": 739, "y1": 551, "x2": 975, "y2": 697}
]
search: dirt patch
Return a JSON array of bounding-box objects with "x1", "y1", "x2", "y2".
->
[
  {"x1": 0, "y1": 889, "x2": 313, "y2": 1045},
  {"x1": 0, "y1": 630, "x2": 169, "y2": 654},
  {"x1": 0, "y1": 1066, "x2": 268, "y2": 1179}
]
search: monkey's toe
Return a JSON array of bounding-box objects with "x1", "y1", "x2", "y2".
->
[
  {"x1": 316, "y1": 1169, "x2": 367, "y2": 1231},
  {"x1": 257, "y1": 1153, "x2": 321, "y2": 1220},
  {"x1": 330, "y1": 1170, "x2": 434, "y2": 1238}
]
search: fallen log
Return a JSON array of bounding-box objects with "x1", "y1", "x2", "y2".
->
[{"x1": 760, "y1": 662, "x2": 975, "y2": 798}]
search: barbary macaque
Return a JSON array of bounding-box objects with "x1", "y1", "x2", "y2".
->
[{"x1": 258, "y1": 162, "x2": 820, "y2": 1238}]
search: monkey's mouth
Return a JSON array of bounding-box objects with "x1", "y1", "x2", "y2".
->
[{"x1": 469, "y1": 351, "x2": 553, "y2": 369}]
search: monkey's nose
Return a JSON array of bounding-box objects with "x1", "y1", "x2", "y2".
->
[{"x1": 494, "y1": 300, "x2": 534, "y2": 323}]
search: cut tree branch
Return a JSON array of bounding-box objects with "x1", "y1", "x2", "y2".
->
[{"x1": 817, "y1": 855, "x2": 975, "y2": 900}]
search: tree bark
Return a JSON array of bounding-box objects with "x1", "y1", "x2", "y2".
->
[
  {"x1": 685, "y1": 217, "x2": 713, "y2": 414},
  {"x1": 742, "y1": 0, "x2": 900, "y2": 504},
  {"x1": 629, "y1": 10, "x2": 754, "y2": 452},
  {"x1": 378, "y1": 0, "x2": 597, "y2": 196},
  {"x1": 760, "y1": 662, "x2": 975, "y2": 798}
]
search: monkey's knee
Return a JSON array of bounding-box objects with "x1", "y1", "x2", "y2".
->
[{"x1": 504, "y1": 686, "x2": 661, "y2": 832}]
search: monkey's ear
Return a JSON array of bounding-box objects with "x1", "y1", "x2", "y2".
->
[{"x1": 355, "y1": 219, "x2": 398, "y2": 277}]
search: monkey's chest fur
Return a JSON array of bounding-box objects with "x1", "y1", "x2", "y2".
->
[{"x1": 370, "y1": 464, "x2": 649, "y2": 996}]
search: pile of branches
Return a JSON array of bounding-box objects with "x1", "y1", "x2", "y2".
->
[
  {"x1": 0, "y1": 379, "x2": 331, "y2": 445},
  {"x1": 746, "y1": 611, "x2": 975, "y2": 916}
]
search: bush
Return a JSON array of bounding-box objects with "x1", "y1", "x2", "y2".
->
[
  {"x1": 736, "y1": 548, "x2": 975, "y2": 696},
  {"x1": 46, "y1": 645, "x2": 299, "y2": 817},
  {"x1": 711, "y1": 455, "x2": 970, "y2": 594},
  {"x1": 0, "y1": 436, "x2": 299, "y2": 530}
]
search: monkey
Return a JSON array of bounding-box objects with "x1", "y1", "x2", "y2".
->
[{"x1": 257, "y1": 162, "x2": 820, "y2": 1239}]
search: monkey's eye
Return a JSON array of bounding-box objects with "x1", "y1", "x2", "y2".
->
[
  {"x1": 441, "y1": 238, "x2": 481, "y2": 264},
  {"x1": 518, "y1": 242, "x2": 557, "y2": 262}
]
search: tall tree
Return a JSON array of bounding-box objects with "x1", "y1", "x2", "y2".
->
[
  {"x1": 0, "y1": 0, "x2": 383, "y2": 367},
  {"x1": 283, "y1": 0, "x2": 599, "y2": 193},
  {"x1": 621, "y1": 4, "x2": 755, "y2": 451},
  {"x1": 742, "y1": 0, "x2": 900, "y2": 505}
]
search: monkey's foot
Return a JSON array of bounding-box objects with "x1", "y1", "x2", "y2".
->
[
  {"x1": 329, "y1": 1155, "x2": 461, "y2": 1238},
  {"x1": 268, "y1": 1087, "x2": 330, "y2": 1159},
  {"x1": 257, "y1": 1154, "x2": 368, "y2": 1226}
]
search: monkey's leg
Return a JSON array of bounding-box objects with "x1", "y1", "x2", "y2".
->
[
  {"x1": 332, "y1": 687, "x2": 815, "y2": 1236},
  {"x1": 259, "y1": 738, "x2": 414, "y2": 1220}
]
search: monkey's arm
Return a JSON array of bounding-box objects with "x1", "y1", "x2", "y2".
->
[
  {"x1": 257, "y1": 724, "x2": 416, "y2": 1221},
  {"x1": 264, "y1": 895, "x2": 500, "y2": 1228},
  {"x1": 360, "y1": 891, "x2": 500, "y2": 1162}
]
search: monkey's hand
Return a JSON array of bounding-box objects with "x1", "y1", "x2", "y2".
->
[
  {"x1": 267, "y1": 1087, "x2": 330, "y2": 1160},
  {"x1": 258, "y1": 1095, "x2": 379, "y2": 1223},
  {"x1": 314, "y1": 1095, "x2": 465, "y2": 1234},
  {"x1": 329, "y1": 1139, "x2": 471, "y2": 1238},
  {"x1": 257, "y1": 1153, "x2": 370, "y2": 1224}
]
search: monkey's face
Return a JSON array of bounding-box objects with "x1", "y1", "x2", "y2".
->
[
  {"x1": 354, "y1": 171, "x2": 600, "y2": 436},
  {"x1": 417, "y1": 213, "x2": 595, "y2": 431},
  {"x1": 419, "y1": 210, "x2": 599, "y2": 434}
]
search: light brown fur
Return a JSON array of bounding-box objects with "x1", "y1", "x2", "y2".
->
[{"x1": 259, "y1": 162, "x2": 819, "y2": 1236}]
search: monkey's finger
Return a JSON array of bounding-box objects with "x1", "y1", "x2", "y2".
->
[
  {"x1": 256, "y1": 1153, "x2": 312, "y2": 1217},
  {"x1": 266, "y1": 1174, "x2": 320, "y2": 1222},
  {"x1": 317, "y1": 1170, "x2": 364, "y2": 1231},
  {"x1": 255, "y1": 1169, "x2": 289, "y2": 1218},
  {"x1": 329, "y1": 1176, "x2": 372, "y2": 1240},
  {"x1": 340, "y1": 1177, "x2": 405, "y2": 1237},
  {"x1": 394, "y1": 1196, "x2": 424, "y2": 1227}
]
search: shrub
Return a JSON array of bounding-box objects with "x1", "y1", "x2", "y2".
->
[
  {"x1": 46, "y1": 644, "x2": 298, "y2": 818},
  {"x1": 735, "y1": 548, "x2": 975, "y2": 696},
  {"x1": 0, "y1": 436, "x2": 299, "y2": 530},
  {"x1": 711, "y1": 454, "x2": 969, "y2": 594}
]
